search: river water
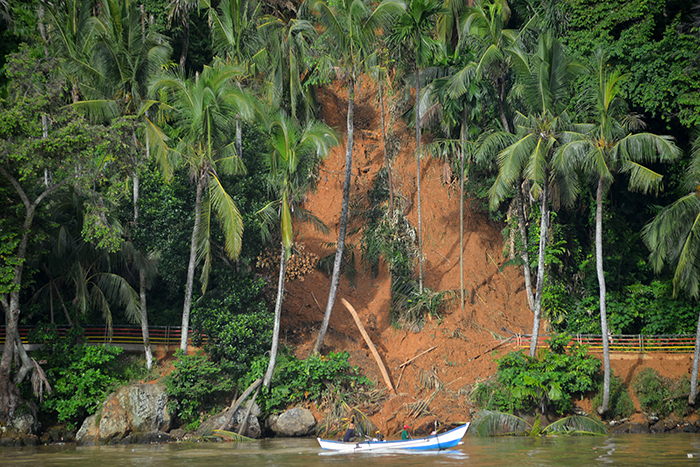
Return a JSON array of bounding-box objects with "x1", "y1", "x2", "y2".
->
[{"x1": 3, "y1": 434, "x2": 700, "y2": 466}]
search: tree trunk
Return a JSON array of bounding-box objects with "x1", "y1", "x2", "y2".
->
[
  {"x1": 0, "y1": 167, "x2": 62, "y2": 421},
  {"x1": 689, "y1": 304, "x2": 700, "y2": 405},
  {"x1": 378, "y1": 79, "x2": 394, "y2": 219},
  {"x1": 179, "y1": 17, "x2": 190, "y2": 70},
  {"x1": 515, "y1": 176, "x2": 535, "y2": 312},
  {"x1": 415, "y1": 65, "x2": 423, "y2": 294},
  {"x1": 264, "y1": 242, "x2": 287, "y2": 387},
  {"x1": 596, "y1": 177, "x2": 611, "y2": 414},
  {"x1": 313, "y1": 72, "x2": 355, "y2": 354},
  {"x1": 529, "y1": 183, "x2": 549, "y2": 357},
  {"x1": 140, "y1": 271, "x2": 153, "y2": 369},
  {"x1": 180, "y1": 173, "x2": 206, "y2": 352},
  {"x1": 236, "y1": 116, "x2": 242, "y2": 159}
]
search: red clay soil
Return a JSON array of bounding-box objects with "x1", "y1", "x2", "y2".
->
[{"x1": 267, "y1": 78, "x2": 696, "y2": 435}]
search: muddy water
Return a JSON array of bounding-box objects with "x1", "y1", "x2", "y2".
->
[{"x1": 2, "y1": 434, "x2": 700, "y2": 466}]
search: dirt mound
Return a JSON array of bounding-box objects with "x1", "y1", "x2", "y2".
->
[{"x1": 277, "y1": 77, "x2": 533, "y2": 434}]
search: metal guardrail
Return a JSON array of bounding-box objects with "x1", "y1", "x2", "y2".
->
[
  {"x1": 513, "y1": 334, "x2": 697, "y2": 353},
  {"x1": 0, "y1": 325, "x2": 193, "y2": 347}
]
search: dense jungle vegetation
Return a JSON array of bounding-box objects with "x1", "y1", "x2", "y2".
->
[{"x1": 1, "y1": 0, "x2": 700, "y2": 430}]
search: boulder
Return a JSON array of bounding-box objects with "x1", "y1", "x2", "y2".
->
[
  {"x1": 269, "y1": 407, "x2": 316, "y2": 437},
  {"x1": 77, "y1": 383, "x2": 171, "y2": 445},
  {"x1": 197, "y1": 400, "x2": 261, "y2": 439}
]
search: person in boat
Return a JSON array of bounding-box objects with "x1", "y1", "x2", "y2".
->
[
  {"x1": 343, "y1": 418, "x2": 355, "y2": 442},
  {"x1": 401, "y1": 424, "x2": 411, "y2": 440},
  {"x1": 372, "y1": 431, "x2": 384, "y2": 442}
]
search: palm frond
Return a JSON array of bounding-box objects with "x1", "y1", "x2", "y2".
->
[
  {"x1": 470, "y1": 410, "x2": 531, "y2": 436},
  {"x1": 542, "y1": 415, "x2": 607, "y2": 435}
]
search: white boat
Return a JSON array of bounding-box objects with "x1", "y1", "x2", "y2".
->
[{"x1": 316, "y1": 422, "x2": 469, "y2": 452}]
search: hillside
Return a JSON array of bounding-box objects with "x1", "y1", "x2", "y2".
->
[{"x1": 278, "y1": 78, "x2": 534, "y2": 434}]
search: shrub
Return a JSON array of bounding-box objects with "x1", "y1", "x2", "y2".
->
[
  {"x1": 472, "y1": 334, "x2": 600, "y2": 415},
  {"x1": 632, "y1": 368, "x2": 691, "y2": 417},
  {"x1": 190, "y1": 273, "x2": 272, "y2": 373},
  {"x1": 28, "y1": 324, "x2": 125, "y2": 429},
  {"x1": 164, "y1": 351, "x2": 237, "y2": 431},
  {"x1": 243, "y1": 351, "x2": 373, "y2": 415},
  {"x1": 592, "y1": 376, "x2": 635, "y2": 419}
]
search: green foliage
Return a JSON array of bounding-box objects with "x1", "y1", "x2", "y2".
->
[
  {"x1": 564, "y1": 0, "x2": 700, "y2": 128},
  {"x1": 190, "y1": 272, "x2": 272, "y2": 372},
  {"x1": 557, "y1": 280, "x2": 698, "y2": 335},
  {"x1": 591, "y1": 375, "x2": 635, "y2": 419},
  {"x1": 29, "y1": 324, "x2": 124, "y2": 428},
  {"x1": 358, "y1": 168, "x2": 449, "y2": 330},
  {"x1": 473, "y1": 334, "x2": 600, "y2": 415},
  {"x1": 632, "y1": 368, "x2": 691, "y2": 417},
  {"x1": 243, "y1": 351, "x2": 372, "y2": 415},
  {"x1": 164, "y1": 350, "x2": 237, "y2": 431}
]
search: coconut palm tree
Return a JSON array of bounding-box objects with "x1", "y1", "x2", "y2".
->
[
  {"x1": 41, "y1": 0, "x2": 97, "y2": 103},
  {"x1": 560, "y1": 51, "x2": 680, "y2": 414},
  {"x1": 643, "y1": 134, "x2": 700, "y2": 405},
  {"x1": 259, "y1": 111, "x2": 338, "y2": 387},
  {"x1": 146, "y1": 62, "x2": 254, "y2": 352},
  {"x1": 310, "y1": 0, "x2": 404, "y2": 354},
  {"x1": 257, "y1": 11, "x2": 318, "y2": 123},
  {"x1": 462, "y1": 0, "x2": 536, "y2": 312},
  {"x1": 389, "y1": 0, "x2": 445, "y2": 295},
  {"x1": 489, "y1": 32, "x2": 586, "y2": 358}
]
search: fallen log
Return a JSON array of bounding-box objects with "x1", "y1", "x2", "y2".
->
[
  {"x1": 341, "y1": 298, "x2": 396, "y2": 395},
  {"x1": 219, "y1": 377, "x2": 262, "y2": 431}
]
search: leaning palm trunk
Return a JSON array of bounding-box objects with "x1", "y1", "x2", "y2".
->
[
  {"x1": 180, "y1": 173, "x2": 206, "y2": 352},
  {"x1": 596, "y1": 177, "x2": 611, "y2": 413},
  {"x1": 313, "y1": 73, "x2": 355, "y2": 354},
  {"x1": 140, "y1": 271, "x2": 153, "y2": 369},
  {"x1": 264, "y1": 242, "x2": 287, "y2": 387},
  {"x1": 690, "y1": 308, "x2": 700, "y2": 404},
  {"x1": 529, "y1": 183, "x2": 549, "y2": 357}
]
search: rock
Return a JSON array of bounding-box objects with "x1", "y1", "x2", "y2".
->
[
  {"x1": 197, "y1": 401, "x2": 262, "y2": 439},
  {"x1": 76, "y1": 414, "x2": 100, "y2": 446},
  {"x1": 169, "y1": 428, "x2": 186, "y2": 439},
  {"x1": 10, "y1": 412, "x2": 38, "y2": 435},
  {"x1": 269, "y1": 407, "x2": 316, "y2": 437},
  {"x1": 628, "y1": 423, "x2": 650, "y2": 434},
  {"x1": 120, "y1": 431, "x2": 175, "y2": 444},
  {"x1": 76, "y1": 382, "x2": 171, "y2": 445},
  {"x1": 650, "y1": 420, "x2": 673, "y2": 433}
]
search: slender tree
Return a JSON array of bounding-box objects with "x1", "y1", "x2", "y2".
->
[
  {"x1": 310, "y1": 0, "x2": 404, "y2": 354},
  {"x1": 146, "y1": 63, "x2": 253, "y2": 352},
  {"x1": 390, "y1": 0, "x2": 444, "y2": 295},
  {"x1": 489, "y1": 33, "x2": 586, "y2": 357},
  {"x1": 462, "y1": 0, "x2": 536, "y2": 312},
  {"x1": 260, "y1": 111, "x2": 337, "y2": 387},
  {"x1": 564, "y1": 51, "x2": 680, "y2": 414}
]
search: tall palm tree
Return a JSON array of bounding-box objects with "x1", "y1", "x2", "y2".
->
[
  {"x1": 389, "y1": 0, "x2": 444, "y2": 295},
  {"x1": 462, "y1": 0, "x2": 536, "y2": 312},
  {"x1": 565, "y1": 51, "x2": 680, "y2": 414},
  {"x1": 310, "y1": 0, "x2": 404, "y2": 354},
  {"x1": 643, "y1": 134, "x2": 700, "y2": 405},
  {"x1": 260, "y1": 111, "x2": 337, "y2": 387},
  {"x1": 202, "y1": 0, "x2": 262, "y2": 156},
  {"x1": 41, "y1": 0, "x2": 97, "y2": 104},
  {"x1": 167, "y1": 0, "x2": 199, "y2": 69},
  {"x1": 489, "y1": 32, "x2": 585, "y2": 357},
  {"x1": 146, "y1": 63, "x2": 254, "y2": 352},
  {"x1": 257, "y1": 11, "x2": 318, "y2": 123}
]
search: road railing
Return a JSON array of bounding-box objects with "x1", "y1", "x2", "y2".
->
[{"x1": 512, "y1": 333, "x2": 697, "y2": 353}]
